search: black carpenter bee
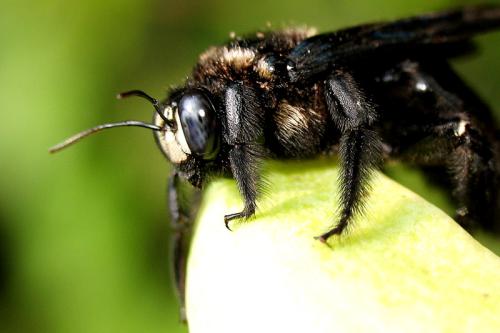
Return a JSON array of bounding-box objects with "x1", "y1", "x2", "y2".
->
[{"x1": 51, "y1": 5, "x2": 500, "y2": 321}]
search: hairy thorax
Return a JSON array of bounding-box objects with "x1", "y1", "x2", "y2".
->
[{"x1": 189, "y1": 27, "x2": 335, "y2": 158}]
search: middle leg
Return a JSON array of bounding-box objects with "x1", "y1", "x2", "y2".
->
[{"x1": 317, "y1": 69, "x2": 383, "y2": 241}]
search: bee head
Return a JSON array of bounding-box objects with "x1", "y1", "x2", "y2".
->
[{"x1": 154, "y1": 89, "x2": 220, "y2": 165}]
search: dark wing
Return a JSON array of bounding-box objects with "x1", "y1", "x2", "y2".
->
[{"x1": 288, "y1": 5, "x2": 500, "y2": 81}]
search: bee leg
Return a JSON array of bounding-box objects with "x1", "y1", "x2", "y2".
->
[
  {"x1": 316, "y1": 69, "x2": 383, "y2": 242},
  {"x1": 223, "y1": 144, "x2": 262, "y2": 228},
  {"x1": 384, "y1": 60, "x2": 500, "y2": 232},
  {"x1": 223, "y1": 83, "x2": 265, "y2": 229},
  {"x1": 396, "y1": 117, "x2": 499, "y2": 231},
  {"x1": 168, "y1": 171, "x2": 198, "y2": 323},
  {"x1": 394, "y1": 115, "x2": 498, "y2": 232}
]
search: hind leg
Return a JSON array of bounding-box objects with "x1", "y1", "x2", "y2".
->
[
  {"x1": 399, "y1": 117, "x2": 498, "y2": 231},
  {"x1": 383, "y1": 60, "x2": 500, "y2": 231}
]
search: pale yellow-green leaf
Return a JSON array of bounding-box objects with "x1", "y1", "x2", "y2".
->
[{"x1": 186, "y1": 160, "x2": 500, "y2": 333}]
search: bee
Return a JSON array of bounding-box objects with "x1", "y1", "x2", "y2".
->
[{"x1": 51, "y1": 5, "x2": 500, "y2": 321}]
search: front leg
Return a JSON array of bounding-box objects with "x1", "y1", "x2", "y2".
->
[
  {"x1": 223, "y1": 83, "x2": 265, "y2": 229},
  {"x1": 317, "y1": 69, "x2": 382, "y2": 241},
  {"x1": 168, "y1": 171, "x2": 200, "y2": 322}
]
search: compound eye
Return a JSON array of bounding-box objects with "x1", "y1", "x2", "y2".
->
[{"x1": 178, "y1": 92, "x2": 219, "y2": 159}]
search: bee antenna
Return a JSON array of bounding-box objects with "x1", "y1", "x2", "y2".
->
[
  {"x1": 49, "y1": 120, "x2": 161, "y2": 154},
  {"x1": 117, "y1": 90, "x2": 172, "y2": 125}
]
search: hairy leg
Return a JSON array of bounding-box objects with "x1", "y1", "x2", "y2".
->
[
  {"x1": 168, "y1": 172, "x2": 200, "y2": 322},
  {"x1": 317, "y1": 69, "x2": 382, "y2": 241},
  {"x1": 399, "y1": 117, "x2": 498, "y2": 231},
  {"x1": 381, "y1": 60, "x2": 500, "y2": 232},
  {"x1": 223, "y1": 83, "x2": 265, "y2": 228}
]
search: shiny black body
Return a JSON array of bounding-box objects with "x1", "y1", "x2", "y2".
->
[{"x1": 163, "y1": 6, "x2": 500, "y2": 321}]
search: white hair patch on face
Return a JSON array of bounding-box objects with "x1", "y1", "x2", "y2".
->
[
  {"x1": 157, "y1": 129, "x2": 189, "y2": 164},
  {"x1": 164, "y1": 105, "x2": 175, "y2": 122},
  {"x1": 153, "y1": 106, "x2": 190, "y2": 164}
]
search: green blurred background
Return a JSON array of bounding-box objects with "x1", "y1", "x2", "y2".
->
[{"x1": 1, "y1": 0, "x2": 499, "y2": 332}]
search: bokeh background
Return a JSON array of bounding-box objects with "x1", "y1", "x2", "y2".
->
[{"x1": 1, "y1": 0, "x2": 499, "y2": 332}]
